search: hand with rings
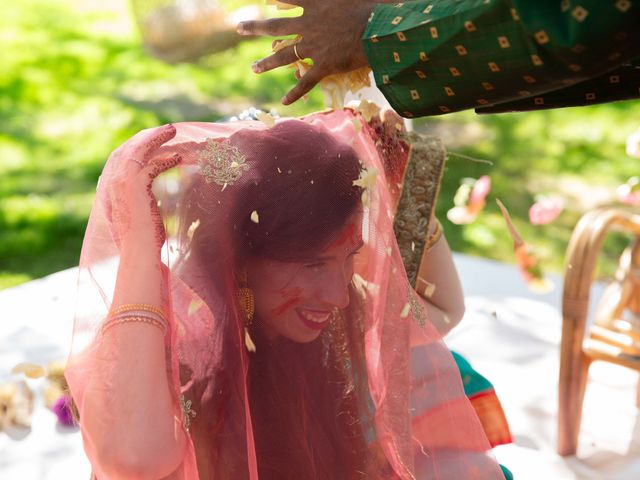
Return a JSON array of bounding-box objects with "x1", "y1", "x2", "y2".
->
[{"x1": 237, "y1": 0, "x2": 374, "y2": 105}]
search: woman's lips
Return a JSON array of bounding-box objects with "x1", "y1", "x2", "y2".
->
[{"x1": 296, "y1": 308, "x2": 331, "y2": 331}]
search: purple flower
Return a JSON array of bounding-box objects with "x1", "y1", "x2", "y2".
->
[{"x1": 52, "y1": 394, "x2": 75, "y2": 427}]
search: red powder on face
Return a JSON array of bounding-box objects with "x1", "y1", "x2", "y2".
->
[
  {"x1": 270, "y1": 287, "x2": 303, "y2": 316},
  {"x1": 328, "y1": 223, "x2": 356, "y2": 248}
]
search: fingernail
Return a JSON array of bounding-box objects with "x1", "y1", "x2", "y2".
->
[
  {"x1": 281, "y1": 95, "x2": 289, "y2": 105},
  {"x1": 236, "y1": 23, "x2": 246, "y2": 34},
  {"x1": 252, "y1": 61, "x2": 262, "y2": 73}
]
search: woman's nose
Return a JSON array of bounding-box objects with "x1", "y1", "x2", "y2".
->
[{"x1": 318, "y1": 267, "x2": 351, "y2": 309}]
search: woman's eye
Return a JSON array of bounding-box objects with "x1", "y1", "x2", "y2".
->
[{"x1": 304, "y1": 262, "x2": 325, "y2": 270}]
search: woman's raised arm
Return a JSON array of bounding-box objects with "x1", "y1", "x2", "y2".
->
[{"x1": 76, "y1": 125, "x2": 187, "y2": 479}]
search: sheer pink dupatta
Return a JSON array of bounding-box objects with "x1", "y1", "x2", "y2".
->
[{"x1": 66, "y1": 109, "x2": 505, "y2": 479}]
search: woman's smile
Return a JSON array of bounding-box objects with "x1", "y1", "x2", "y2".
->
[{"x1": 296, "y1": 308, "x2": 332, "y2": 330}]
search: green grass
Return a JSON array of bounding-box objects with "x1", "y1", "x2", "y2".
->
[
  {"x1": 1, "y1": 0, "x2": 637, "y2": 289},
  {"x1": 0, "y1": 0, "x2": 322, "y2": 289}
]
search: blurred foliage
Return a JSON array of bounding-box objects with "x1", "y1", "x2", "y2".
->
[
  {"x1": 1, "y1": 0, "x2": 638, "y2": 290},
  {"x1": 416, "y1": 103, "x2": 639, "y2": 282}
]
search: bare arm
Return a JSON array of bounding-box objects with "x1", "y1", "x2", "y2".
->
[
  {"x1": 80, "y1": 126, "x2": 186, "y2": 479},
  {"x1": 411, "y1": 220, "x2": 465, "y2": 344}
]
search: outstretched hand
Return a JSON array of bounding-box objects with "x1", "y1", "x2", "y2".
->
[{"x1": 237, "y1": 0, "x2": 375, "y2": 105}]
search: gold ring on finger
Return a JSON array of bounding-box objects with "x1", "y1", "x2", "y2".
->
[{"x1": 293, "y1": 43, "x2": 303, "y2": 62}]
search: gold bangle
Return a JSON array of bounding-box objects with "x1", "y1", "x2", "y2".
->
[
  {"x1": 102, "y1": 315, "x2": 166, "y2": 335},
  {"x1": 424, "y1": 220, "x2": 443, "y2": 251},
  {"x1": 110, "y1": 303, "x2": 166, "y2": 322}
]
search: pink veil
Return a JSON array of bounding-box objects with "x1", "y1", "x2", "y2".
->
[{"x1": 66, "y1": 108, "x2": 506, "y2": 479}]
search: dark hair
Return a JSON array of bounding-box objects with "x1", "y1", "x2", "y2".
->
[
  {"x1": 229, "y1": 120, "x2": 363, "y2": 262},
  {"x1": 180, "y1": 120, "x2": 373, "y2": 478}
]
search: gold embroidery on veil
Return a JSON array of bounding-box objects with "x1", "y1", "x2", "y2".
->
[{"x1": 197, "y1": 139, "x2": 250, "y2": 189}]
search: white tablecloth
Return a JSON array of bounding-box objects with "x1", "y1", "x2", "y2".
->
[{"x1": 1, "y1": 254, "x2": 639, "y2": 479}]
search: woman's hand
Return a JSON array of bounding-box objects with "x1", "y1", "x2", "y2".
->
[
  {"x1": 237, "y1": 0, "x2": 374, "y2": 105},
  {"x1": 107, "y1": 124, "x2": 182, "y2": 251}
]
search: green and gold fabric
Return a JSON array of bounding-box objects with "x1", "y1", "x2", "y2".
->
[{"x1": 362, "y1": 0, "x2": 640, "y2": 117}]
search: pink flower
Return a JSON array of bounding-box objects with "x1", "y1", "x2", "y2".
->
[
  {"x1": 528, "y1": 197, "x2": 564, "y2": 225},
  {"x1": 617, "y1": 177, "x2": 640, "y2": 205},
  {"x1": 469, "y1": 175, "x2": 491, "y2": 207},
  {"x1": 447, "y1": 176, "x2": 491, "y2": 224}
]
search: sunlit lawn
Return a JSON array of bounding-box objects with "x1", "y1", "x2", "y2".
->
[{"x1": 1, "y1": 0, "x2": 638, "y2": 290}]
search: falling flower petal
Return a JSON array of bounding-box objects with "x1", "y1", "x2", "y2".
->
[
  {"x1": 188, "y1": 298, "x2": 204, "y2": 316},
  {"x1": 355, "y1": 99, "x2": 381, "y2": 122},
  {"x1": 626, "y1": 128, "x2": 640, "y2": 158},
  {"x1": 528, "y1": 196, "x2": 564, "y2": 225},
  {"x1": 12, "y1": 362, "x2": 47, "y2": 379},
  {"x1": 187, "y1": 219, "x2": 201, "y2": 241},
  {"x1": 446, "y1": 206, "x2": 477, "y2": 225},
  {"x1": 320, "y1": 67, "x2": 372, "y2": 109},
  {"x1": 256, "y1": 111, "x2": 276, "y2": 128},
  {"x1": 447, "y1": 176, "x2": 491, "y2": 224},
  {"x1": 617, "y1": 177, "x2": 640, "y2": 205},
  {"x1": 497, "y1": 199, "x2": 553, "y2": 293},
  {"x1": 469, "y1": 175, "x2": 491, "y2": 207},
  {"x1": 250, "y1": 210, "x2": 259, "y2": 223},
  {"x1": 353, "y1": 167, "x2": 378, "y2": 208},
  {"x1": 353, "y1": 168, "x2": 379, "y2": 190}
]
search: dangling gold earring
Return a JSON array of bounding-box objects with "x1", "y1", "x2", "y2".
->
[{"x1": 237, "y1": 269, "x2": 256, "y2": 353}]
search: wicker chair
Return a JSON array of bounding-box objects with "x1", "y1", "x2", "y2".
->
[{"x1": 558, "y1": 207, "x2": 640, "y2": 456}]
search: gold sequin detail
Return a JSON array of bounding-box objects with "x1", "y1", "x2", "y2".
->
[
  {"x1": 409, "y1": 288, "x2": 426, "y2": 327},
  {"x1": 180, "y1": 395, "x2": 197, "y2": 431},
  {"x1": 455, "y1": 45, "x2": 468, "y2": 55},
  {"x1": 531, "y1": 54, "x2": 544, "y2": 66},
  {"x1": 615, "y1": 0, "x2": 632, "y2": 12},
  {"x1": 534, "y1": 30, "x2": 550, "y2": 45},
  {"x1": 498, "y1": 36, "x2": 510, "y2": 48},
  {"x1": 571, "y1": 5, "x2": 589, "y2": 22},
  {"x1": 198, "y1": 139, "x2": 250, "y2": 188}
]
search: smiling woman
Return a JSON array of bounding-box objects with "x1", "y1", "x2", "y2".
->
[{"x1": 64, "y1": 108, "x2": 507, "y2": 479}]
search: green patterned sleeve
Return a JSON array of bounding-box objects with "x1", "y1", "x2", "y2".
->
[{"x1": 362, "y1": 0, "x2": 640, "y2": 117}]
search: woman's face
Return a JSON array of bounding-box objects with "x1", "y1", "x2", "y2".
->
[{"x1": 247, "y1": 212, "x2": 364, "y2": 343}]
